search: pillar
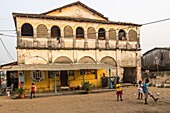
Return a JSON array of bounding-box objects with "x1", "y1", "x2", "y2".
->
[
  {"x1": 109, "y1": 69, "x2": 113, "y2": 89},
  {"x1": 136, "y1": 51, "x2": 142, "y2": 81},
  {"x1": 54, "y1": 72, "x2": 57, "y2": 93},
  {"x1": 19, "y1": 71, "x2": 25, "y2": 88}
]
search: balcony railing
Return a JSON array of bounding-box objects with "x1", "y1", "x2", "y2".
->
[{"x1": 17, "y1": 36, "x2": 140, "y2": 50}]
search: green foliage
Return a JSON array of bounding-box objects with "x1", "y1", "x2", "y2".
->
[
  {"x1": 16, "y1": 88, "x2": 25, "y2": 95},
  {"x1": 82, "y1": 81, "x2": 94, "y2": 91}
]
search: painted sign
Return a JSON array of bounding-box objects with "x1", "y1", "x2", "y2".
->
[{"x1": 30, "y1": 71, "x2": 45, "y2": 82}]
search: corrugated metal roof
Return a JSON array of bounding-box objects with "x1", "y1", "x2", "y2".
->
[{"x1": 0, "y1": 63, "x2": 116, "y2": 71}]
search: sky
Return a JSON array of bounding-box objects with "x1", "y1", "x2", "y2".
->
[{"x1": 0, "y1": 0, "x2": 170, "y2": 64}]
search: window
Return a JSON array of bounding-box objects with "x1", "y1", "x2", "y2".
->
[
  {"x1": 21, "y1": 23, "x2": 33, "y2": 36},
  {"x1": 118, "y1": 30, "x2": 126, "y2": 40},
  {"x1": 87, "y1": 27, "x2": 96, "y2": 39},
  {"x1": 109, "y1": 28, "x2": 116, "y2": 40},
  {"x1": 76, "y1": 27, "x2": 84, "y2": 38},
  {"x1": 128, "y1": 29, "x2": 137, "y2": 41},
  {"x1": 64, "y1": 25, "x2": 73, "y2": 38},
  {"x1": 51, "y1": 26, "x2": 61, "y2": 39},
  {"x1": 37, "y1": 24, "x2": 48, "y2": 38},
  {"x1": 98, "y1": 28, "x2": 105, "y2": 40}
]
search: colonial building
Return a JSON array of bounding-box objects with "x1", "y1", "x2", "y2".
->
[{"x1": 1, "y1": 1, "x2": 142, "y2": 92}]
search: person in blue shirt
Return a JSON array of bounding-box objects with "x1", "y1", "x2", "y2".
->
[{"x1": 143, "y1": 79, "x2": 158, "y2": 104}]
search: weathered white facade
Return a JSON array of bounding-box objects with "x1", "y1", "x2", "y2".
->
[{"x1": 12, "y1": 1, "x2": 142, "y2": 88}]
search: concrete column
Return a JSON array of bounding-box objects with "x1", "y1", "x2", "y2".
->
[
  {"x1": 105, "y1": 28, "x2": 110, "y2": 49},
  {"x1": 95, "y1": 49, "x2": 99, "y2": 63},
  {"x1": 105, "y1": 29, "x2": 109, "y2": 40},
  {"x1": 126, "y1": 34, "x2": 129, "y2": 41},
  {"x1": 17, "y1": 29, "x2": 21, "y2": 37},
  {"x1": 136, "y1": 51, "x2": 142, "y2": 81},
  {"x1": 84, "y1": 30, "x2": 88, "y2": 48},
  {"x1": 48, "y1": 28, "x2": 51, "y2": 38},
  {"x1": 109, "y1": 69, "x2": 113, "y2": 89},
  {"x1": 21, "y1": 71, "x2": 24, "y2": 83},
  {"x1": 61, "y1": 28, "x2": 64, "y2": 38},
  {"x1": 17, "y1": 50, "x2": 22, "y2": 64},
  {"x1": 34, "y1": 30, "x2": 37, "y2": 37},
  {"x1": 48, "y1": 50, "x2": 52, "y2": 63},
  {"x1": 73, "y1": 28, "x2": 76, "y2": 48},
  {"x1": 54, "y1": 72, "x2": 57, "y2": 93},
  {"x1": 18, "y1": 71, "x2": 25, "y2": 88},
  {"x1": 116, "y1": 32, "x2": 119, "y2": 48},
  {"x1": 136, "y1": 66, "x2": 141, "y2": 82},
  {"x1": 73, "y1": 50, "x2": 77, "y2": 63},
  {"x1": 60, "y1": 28, "x2": 65, "y2": 47}
]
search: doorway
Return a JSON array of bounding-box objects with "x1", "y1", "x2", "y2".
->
[
  {"x1": 60, "y1": 71, "x2": 68, "y2": 86},
  {"x1": 7, "y1": 71, "x2": 18, "y2": 89},
  {"x1": 123, "y1": 67, "x2": 136, "y2": 83}
]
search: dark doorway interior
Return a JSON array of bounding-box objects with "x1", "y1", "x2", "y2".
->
[
  {"x1": 7, "y1": 71, "x2": 18, "y2": 89},
  {"x1": 123, "y1": 67, "x2": 136, "y2": 83},
  {"x1": 60, "y1": 71, "x2": 68, "y2": 86}
]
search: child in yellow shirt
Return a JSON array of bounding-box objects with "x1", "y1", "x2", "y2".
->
[{"x1": 116, "y1": 81, "x2": 123, "y2": 101}]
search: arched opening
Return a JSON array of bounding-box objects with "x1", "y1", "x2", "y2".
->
[
  {"x1": 118, "y1": 29, "x2": 126, "y2": 40},
  {"x1": 87, "y1": 27, "x2": 96, "y2": 39},
  {"x1": 98, "y1": 28, "x2": 105, "y2": 40},
  {"x1": 128, "y1": 29, "x2": 137, "y2": 41},
  {"x1": 21, "y1": 23, "x2": 33, "y2": 36},
  {"x1": 64, "y1": 25, "x2": 73, "y2": 38},
  {"x1": 100, "y1": 56, "x2": 116, "y2": 66},
  {"x1": 26, "y1": 56, "x2": 48, "y2": 64},
  {"x1": 76, "y1": 27, "x2": 84, "y2": 38},
  {"x1": 109, "y1": 28, "x2": 116, "y2": 40},
  {"x1": 78, "y1": 56, "x2": 95, "y2": 63},
  {"x1": 37, "y1": 24, "x2": 48, "y2": 38},
  {"x1": 51, "y1": 26, "x2": 61, "y2": 39},
  {"x1": 54, "y1": 56, "x2": 73, "y2": 64}
]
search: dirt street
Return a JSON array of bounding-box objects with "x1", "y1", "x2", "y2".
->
[{"x1": 0, "y1": 86, "x2": 170, "y2": 113}]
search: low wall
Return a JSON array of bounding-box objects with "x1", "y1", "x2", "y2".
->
[{"x1": 142, "y1": 71, "x2": 170, "y2": 86}]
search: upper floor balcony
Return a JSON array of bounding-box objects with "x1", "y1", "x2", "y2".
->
[
  {"x1": 17, "y1": 36, "x2": 140, "y2": 50},
  {"x1": 16, "y1": 23, "x2": 140, "y2": 50}
]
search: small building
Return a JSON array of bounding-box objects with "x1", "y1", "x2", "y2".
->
[
  {"x1": 142, "y1": 47, "x2": 170, "y2": 71},
  {"x1": 0, "y1": 1, "x2": 142, "y2": 92},
  {"x1": 142, "y1": 47, "x2": 170, "y2": 85}
]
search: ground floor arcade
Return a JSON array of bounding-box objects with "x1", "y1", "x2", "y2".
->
[{"x1": 1, "y1": 63, "x2": 141, "y2": 93}]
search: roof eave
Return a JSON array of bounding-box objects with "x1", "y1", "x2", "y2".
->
[{"x1": 12, "y1": 13, "x2": 141, "y2": 26}]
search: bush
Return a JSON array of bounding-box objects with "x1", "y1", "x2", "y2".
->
[
  {"x1": 82, "y1": 81, "x2": 94, "y2": 91},
  {"x1": 16, "y1": 88, "x2": 25, "y2": 95}
]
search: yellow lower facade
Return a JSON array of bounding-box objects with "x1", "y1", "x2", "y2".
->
[{"x1": 23, "y1": 69, "x2": 107, "y2": 92}]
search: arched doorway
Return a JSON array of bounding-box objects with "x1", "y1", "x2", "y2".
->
[{"x1": 54, "y1": 56, "x2": 73, "y2": 86}]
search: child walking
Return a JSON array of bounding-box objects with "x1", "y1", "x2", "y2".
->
[
  {"x1": 143, "y1": 79, "x2": 158, "y2": 104},
  {"x1": 137, "y1": 80, "x2": 143, "y2": 99},
  {"x1": 116, "y1": 81, "x2": 123, "y2": 101},
  {"x1": 30, "y1": 83, "x2": 36, "y2": 99}
]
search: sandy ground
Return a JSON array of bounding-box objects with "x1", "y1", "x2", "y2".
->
[{"x1": 0, "y1": 86, "x2": 170, "y2": 113}]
